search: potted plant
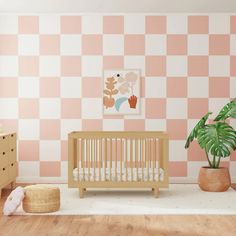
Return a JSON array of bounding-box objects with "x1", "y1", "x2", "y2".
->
[{"x1": 185, "y1": 98, "x2": 236, "y2": 192}]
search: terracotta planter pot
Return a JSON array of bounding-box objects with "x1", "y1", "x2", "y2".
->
[{"x1": 198, "y1": 167, "x2": 231, "y2": 192}]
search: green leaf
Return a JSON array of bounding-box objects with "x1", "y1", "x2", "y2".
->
[
  {"x1": 214, "y1": 98, "x2": 236, "y2": 121},
  {"x1": 197, "y1": 122, "x2": 236, "y2": 158},
  {"x1": 185, "y1": 112, "x2": 212, "y2": 149}
]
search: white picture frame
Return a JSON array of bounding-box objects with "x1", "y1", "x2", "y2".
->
[{"x1": 103, "y1": 69, "x2": 141, "y2": 115}]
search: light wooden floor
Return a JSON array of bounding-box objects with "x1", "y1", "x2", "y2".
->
[{"x1": 0, "y1": 186, "x2": 236, "y2": 236}]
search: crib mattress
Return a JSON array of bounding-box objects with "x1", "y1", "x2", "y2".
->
[{"x1": 73, "y1": 167, "x2": 164, "y2": 182}]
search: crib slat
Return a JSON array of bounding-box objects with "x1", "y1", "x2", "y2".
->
[
  {"x1": 126, "y1": 138, "x2": 128, "y2": 181},
  {"x1": 99, "y1": 138, "x2": 102, "y2": 181},
  {"x1": 131, "y1": 139, "x2": 133, "y2": 182},
  {"x1": 93, "y1": 139, "x2": 97, "y2": 181},
  {"x1": 158, "y1": 139, "x2": 161, "y2": 182},
  {"x1": 141, "y1": 138, "x2": 144, "y2": 181},
  {"x1": 120, "y1": 138, "x2": 123, "y2": 181},
  {"x1": 110, "y1": 138, "x2": 112, "y2": 181},
  {"x1": 81, "y1": 139, "x2": 85, "y2": 179},
  {"x1": 145, "y1": 139, "x2": 149, "y2": 181},
  {"x1": 152, "y1": 138, "x2": 155, "y2": 181},
  {"x1": 135, "y1": 138, "x2": 138, "y2": 181},
  {"x1": 78, "y1": 138, "x2": 80, "y2": 181},
  {"x1": 115, "y1": 138, "x2": 117, "y2": 181},
  {"x1": 88, "y1": 139, "x2": 91, "y2": 181},
  {"x1": 104, "y1": 138, "x2": 107, "y2": 180},
  {"x1": 148, "y1": 139, "x2": 150, "y2": 181}
]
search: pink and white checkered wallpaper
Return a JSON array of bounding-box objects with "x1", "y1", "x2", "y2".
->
[{"x1": 0, "y1": 14, "x2": 236, "y2": 182}]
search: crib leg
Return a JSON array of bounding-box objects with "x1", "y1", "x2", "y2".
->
[
  {"x1": 79, "y1": 188, "x2": 84, "y2": 198},
  {"x1": 153, "y1": 187, "x2": 159, "y2": 198}
]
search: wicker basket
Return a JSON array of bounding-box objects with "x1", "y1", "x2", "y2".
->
[{"x1": 23, "y1": 185, "x2": 60, "y2": 213}]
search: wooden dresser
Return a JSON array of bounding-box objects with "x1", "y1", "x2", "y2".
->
[{"x1": 0, "y1": 132, "x2": 17, "y2": 198}]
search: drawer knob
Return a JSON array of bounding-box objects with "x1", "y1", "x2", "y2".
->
[
  {"x1": 11, "y1": 134, "x2": 14, "y2": 137},
  {"x1": 3, "y1": 168, "x2": 5, "y2": 171},
  {"x1": 3, "y1": 152, "x2": 5, "y2": 155},
  {"x1": 11, "y1": 163, "x2": 14, "y2": 166},
  {"x1": 11, "y1": 149, "x2": 14, "y2": 152},
  {"x1": 3, "y1": 136, "x2": 5, "y2": 139}
]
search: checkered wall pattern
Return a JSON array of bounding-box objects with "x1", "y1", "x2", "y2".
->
[{"x1": 0, "y1": 14, "x2": 236, "y2": 181}]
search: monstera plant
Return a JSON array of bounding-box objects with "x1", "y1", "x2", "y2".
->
[{"x1": 185, "y1": 98, "x2": 236, "y2": 192}]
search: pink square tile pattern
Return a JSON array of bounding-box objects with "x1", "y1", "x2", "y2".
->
[
  {"x1": 146, "y1": 56, "x2": 166, "y2": 76},
  {"x1": 188, "y1": 56, "x2": 208, "y2": 76},
  {"x1": 82, "y1": 119, "x2": 103, "y2": 131},
  {"x1": 167, "y1": 35, "x2": 187, "y2": 55},
  {"x1": 230, "y1": 56, "x2": 236, "y2": 76},
  {"x1": 188, "y1": 98, "x2": 209, "y2": 119},
  {"x1": 61, "y1": 16, "x2": 81, "y2": 34},
  {"x1": 61, "y1": 56, "x2": 81, "y2": 76},
  {"x1": 209, "y1": 35, "x2": 230, "y2": 55},
  {"x1": 0, "y1": 78, "x2": 18, "y2": 97},
  {"x1": 146, "y1": 98, "x2": 166, "y2": 118},
  {"x1": 40, "y1": 161, "x2": 61, "y2": 177},
  {"x1": 124, "y1": 35, "x2": 145, "y2": 55},
  {"x1": 167, "y1": 77, "x2": 187, "y2": 98},
  {"x1": 169, "y1": 162, "x2": 187, "y2": 177},
  {"x1": 167, "y1": 119, "x2": 187, "y2": 140},
  {"x1": 61, "y1": 98, "x2": 81, "y2": 118},
  {"x1": 40, "y1": 120, "x2": 60, "y2": 139},
  {"x1": 40, "y1": 77, "x2": 60, "y2": 97},
  {"x1": 19, "y1": 56, "x2": 39, "y2": 76},
  {"x1": 40, "y1": 35, "x2": 60, "y2": 55},
  {"x1": 0, "y1": 14, "x2": 234, "y2": 181},
  {"x1": 188, "y1": 16, "x2": 209, "y2": 34},
  {"x1": 146, "y1": 16, "x2": 166, "y2": 34},
  {"x1": 82, "y1": 35, "x2": 102, "y2": 55},
  {"x1": 18, "y1": 141, "x2": 39, "y2": 161},
  {"x1": 0, "y1": 35, "x2": 18, "y2": 55},
  {"x1": 19, "y1": 16, "x2": 39, "y2": 34},
  {"x1": 103, "y1": 16, "x2": 124, "y2": 34},
  {"x1": 19, "y1": 98, "x2": 39, "y2": 118},
  {"x1": 103, "y1": 56, "x2": 124, "y2": 69},
  {"x1": 124, "y1": 120, "x2": 145, "y2": 131},
  {"x1": 209, "y1": 77, "x2": 230, "y2": 97},
  {"x1": 82, "y1": 77, "x2": 102, "y2": 97},
  {"x1": 231, "y1": 16, "x2": 236, "y2": 34}
]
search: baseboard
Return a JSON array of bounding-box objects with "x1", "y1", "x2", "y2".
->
[
  {"x1": 16, "y1": 177, "x2": 68, "y2": 184},
  {"x1": 16, "y1": 176, "x2": 236, "y2": 184}
]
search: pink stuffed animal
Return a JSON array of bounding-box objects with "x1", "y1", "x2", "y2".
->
[{"x1": 3, "y1": 186, "x2": 25, "y2": 216}]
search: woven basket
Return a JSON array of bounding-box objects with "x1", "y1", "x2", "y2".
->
[{"x1": 23, "y1": 185, "x2": 60, "y2": 213}]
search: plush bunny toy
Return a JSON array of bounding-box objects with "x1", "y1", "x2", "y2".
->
[{"x1": 3, "y1": 186, "x2": 25, "y2": 216}]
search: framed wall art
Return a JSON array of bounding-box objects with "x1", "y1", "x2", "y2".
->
[{"x1": 103, "y1": 69, "x2": 140, "y2": 115}]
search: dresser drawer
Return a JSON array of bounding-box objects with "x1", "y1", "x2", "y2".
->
[
  {"x1": 9, "y1": 147, "x2": 16, "y2": 164},
  {"x1": 0, "y1": 135, "x2": 10, "y2": 151},
  {"x1": 0, "y1": 165, "x2": 9, "y2": 186},
  {"x1": 0, "y1": 150, "x2": 9, "y2": 167},
  {"x1": 8, "y1": 133, "x2": 16, "y2": 149},
  {"x1": 9, "y1": 162, "x2": 17, "y2": 180}
]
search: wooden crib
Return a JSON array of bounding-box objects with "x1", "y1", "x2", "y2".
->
[{"x1": 68, "y1": 131, "x2": 169, "y2": 198}]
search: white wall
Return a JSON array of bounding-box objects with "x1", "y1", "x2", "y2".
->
[{"x1": 0, "y1": 0, "x2": 235, "y2": 13}]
